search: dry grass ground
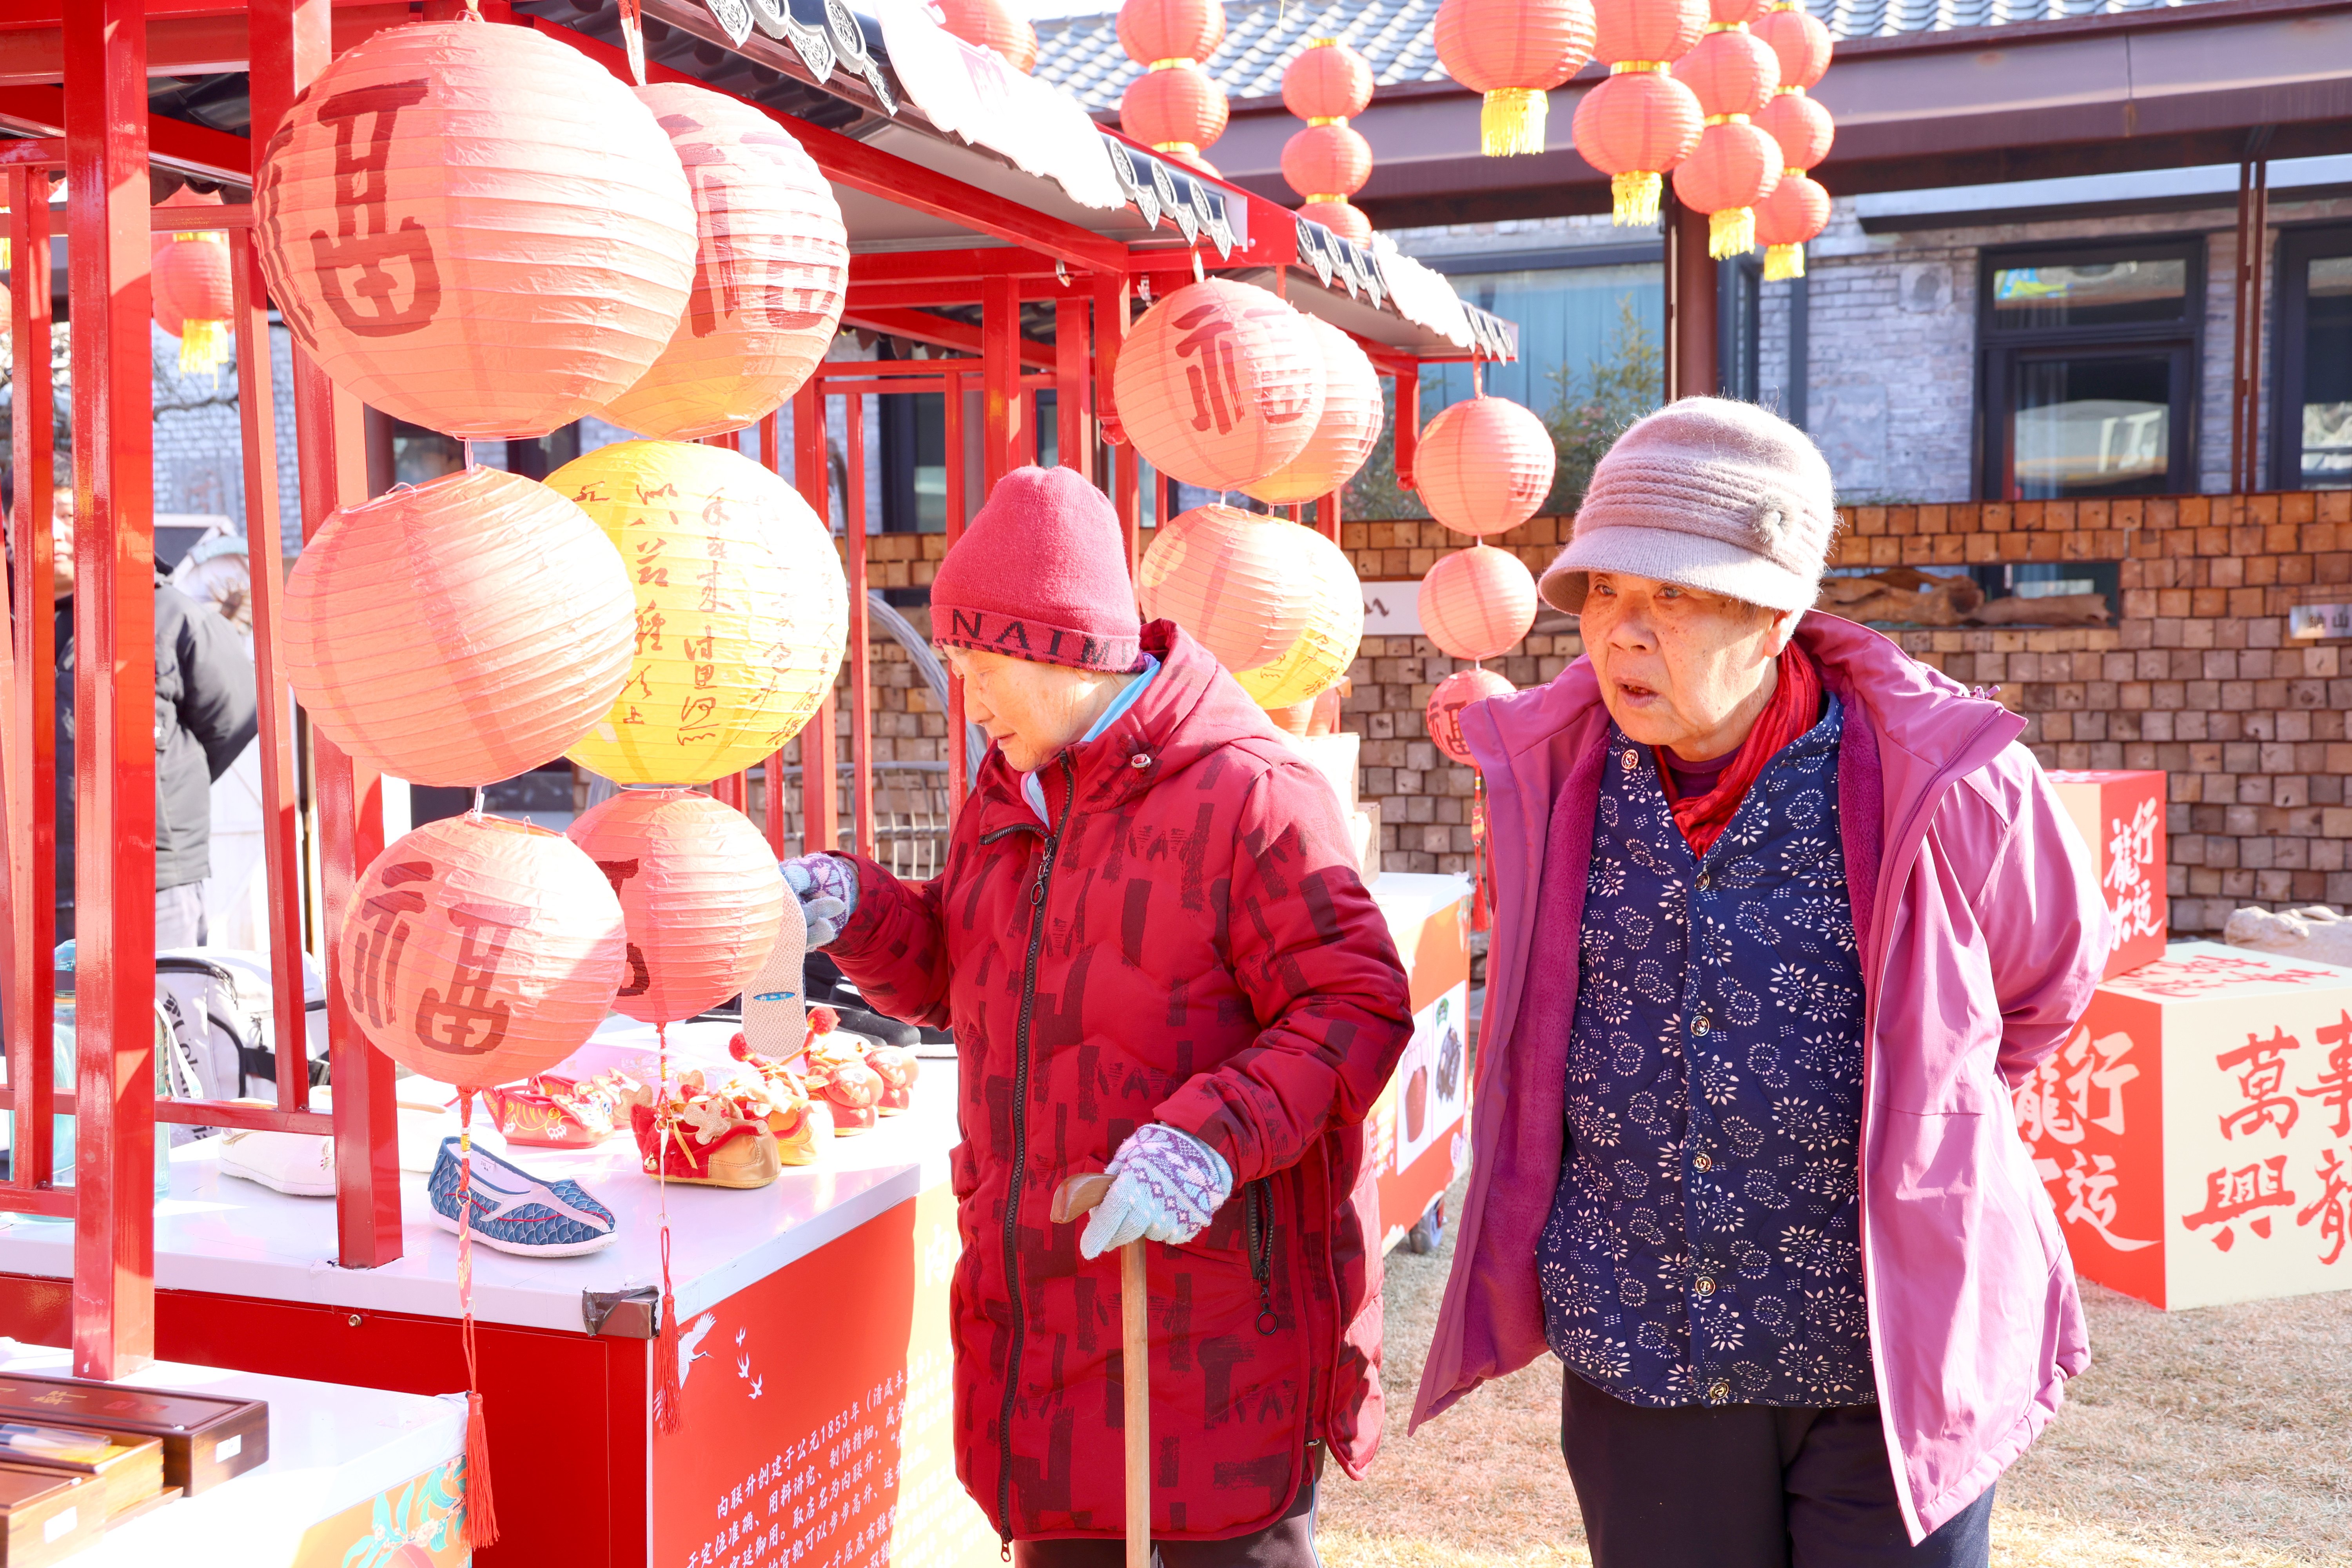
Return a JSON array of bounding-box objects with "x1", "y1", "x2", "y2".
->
[{"x1": 1320, "y1": 1178, "x2": 2352, "y2": 1568}]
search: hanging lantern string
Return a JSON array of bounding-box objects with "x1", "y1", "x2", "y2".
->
[
  {"x1": 652, "y1": 1020, "x2": 685, "y2": 1435},
  {"x1": 455, "y1": 1089, "x2": 501, "y2": 1547}
]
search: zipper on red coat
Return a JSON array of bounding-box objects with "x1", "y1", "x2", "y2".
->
[{"x1": 994, "y1": 755, "x2": 1074, "y2": 1545}]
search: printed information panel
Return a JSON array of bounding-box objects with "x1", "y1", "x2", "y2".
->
[{"x1": 2013, "y1": 942, "x2": 2352, "y2": 1310}]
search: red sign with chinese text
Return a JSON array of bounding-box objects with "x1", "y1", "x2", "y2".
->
[{"x1": 2047, "y1": 770, "x2": 2168, "y2": 978}]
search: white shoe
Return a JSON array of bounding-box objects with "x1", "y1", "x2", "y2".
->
[{"x1": 218, "y1": 1129, "x2": 336, "y2": 1197}]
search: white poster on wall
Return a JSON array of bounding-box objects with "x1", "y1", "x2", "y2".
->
[{"x1": 1362, "y1": 580, "x2": 1423, "y2": 637}]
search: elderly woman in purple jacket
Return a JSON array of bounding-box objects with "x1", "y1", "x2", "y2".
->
[{"x1": 1415, "y1": 399, "x2": 2110, "y2": 1567}]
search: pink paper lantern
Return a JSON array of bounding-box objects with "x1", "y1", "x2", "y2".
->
[
  {"x1": 281, "y1": 466, "x2": 637, "y2": 788},
  {"x1": 338, "y1": 815, "x2": 627, "y2": 1091},
  {"x1": 1415, "y1": 396, "x2": 1558, "y2": 537},
  {"x1": 1243, "y1": 315, "x2": 1384, "y2": 506},
  {"x1": 1138, "y1": 504, "x2": 1316, "y2": 672},
  {"x1": 1420, "y1": 544, "x2": 1539, "y2": 661},
  {"x1": 597, "y1": 84, "x2": 849, "y2": 441},
  {"x1": 567, "y1": 788, "x2": 786, "y2": 1027},
  {"x1": 1112, "y1": 279, "x2": 1326, "y2": 491},
  {"x1": 1428, "y1": 667, "x2": 1515, "y2": 762}
]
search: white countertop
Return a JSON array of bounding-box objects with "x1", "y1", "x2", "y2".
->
[
  {"x1": 0, "y1": 1019, "x2": 959, "y2": 1333},
  {"x1": 0, "y1": 1339, "x2": 465, "y2": 1568}
]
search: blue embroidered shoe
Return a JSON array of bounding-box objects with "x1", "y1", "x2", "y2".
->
[{"x1": 427, "y1": 1136, "x2": 618, "y2": 1258}]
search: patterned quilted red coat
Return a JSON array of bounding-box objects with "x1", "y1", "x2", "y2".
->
[{"x1": 827, "y1": 622, "x2": 1412, "y2": 1543}]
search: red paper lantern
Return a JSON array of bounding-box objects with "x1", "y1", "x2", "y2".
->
[
  {"x1": 1570, "y1": 68, "x2": 1704, "y2": 225},
  {"x1": 1420, "y1": 544, "x2": 1539, "y2": 662},
  {"x1": 1592, "y1": 0, "x2": 1706, "y2": 67},
  {"x1": 1428, "y1": 667, "x2": 1515, "y2": 763},
  {"x1": 1755, "y1": 87, "x2": 1833, "y2": 172},
  {"x1": 1282, "y1": 123, "x2": 1373, "y2": 204},
  {"x1": 1245, "y1": 316, "x2": 1382, "y2": 506},
  {"x1": 935, "y1": 0, "x2": 1039, "y2": 72},
  {"x1": 1118, "y1": 0, "x2": 1225, "y2": 69},
  {"x1": 1299, "y1": 199, "x2": 1373, "y2": 244},
  {"x1": 1138, "y1": 505, "x2": 1316, "y2": 671},
  {"x1": 1284, "y1": 38, "x2": 1374, "y2": 121},
  {"x1": 1672, "y1": 27, "x2": 1778, "y2": 117},
  {"x1": 151, "y1": 187, "x2": 233, "y2": 374},
  {"x1": 597, "y1": 85, "x2": 848, "y2": 442},
  {"x1": 338, "y1": 816, "x2": 627, "y2": 1091},
  {"x1": 1121, "y1": 63, "x2": 1230, "y2": 158},
  {"x1": 1435, "y1": 0, "x2": 1599, "y2": 157},
  {"x1": 1672, "y1": 119, "x2": 1781, "y2": 258},
  {"x1": 281, "y1": 466, "x2": 636, "y2": 788},
  {"x1": 1112, "y1": 279, "x2": 1325, "y2": 491},
  {"x1": 253, "y1": 18, "x2": 697, "y2": 440},
  {"x1": 1755, "y1": 169, "x2": 1830, "y2": 281},
  {"x1": 1415, "y1": 395, "x2": 1558, "y2": 538},
  {"x1": 1708, "y1": 0, "x2": 1765, "y2": 23},
  {"x1": 1755, "y1": 2, "x2": 1832, "y2": 90},
  {"x1": 567, "y1": 788, "x2": 785, "y2": 1026}
]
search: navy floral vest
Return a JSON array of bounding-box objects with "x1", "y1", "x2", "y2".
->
[{"x1": 1538, "y1": 698, "x2": 1876, "y2": 1409}]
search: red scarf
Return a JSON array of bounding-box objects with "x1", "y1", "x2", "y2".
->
[{"x1": 1655, "y1": 644, "x2": 1824, "y2": 858}]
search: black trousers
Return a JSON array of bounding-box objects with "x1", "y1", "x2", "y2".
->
[
  {"x1": 1560, "y1": 1370, "x2": 1994, "y2": 1568},
  {"x1": 1012, "y1": 1448, "x2": 1323, "y2": 1568}
]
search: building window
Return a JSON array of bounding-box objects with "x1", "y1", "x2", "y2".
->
[
  {"x1": 1718, "y1": 255, "x2": 1761, "y2": 404},
  {"x1": 1418, "y1": 248, "x2": 1663, "y2": 420},
  {"x1": 1977, "y1": 238, "x2": 2203, "y2": 500},
  {"x1": 2271, "y1": 223, "x2": 2352, "y2": 490}
]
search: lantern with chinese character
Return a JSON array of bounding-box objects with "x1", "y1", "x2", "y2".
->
[
  {"x1": 1670, "y1": 15, "x2": 1780, "y2": 258},
  {"x1": 1244, "y1": 315, "x2": 1383, "y2": 507},
  {"x1": 1282, "y1": 38, "x2": 1377, "y2": 244},
  {"x1": 1421, "y1": 544, "x2": 1538, "y2": 662},
  {"x1": 281, "y1": 466, "x2": 637, "y2": 788},
  {"x1": 1112, "y1": 279, "x2": 1326, "y2": 492},
  {"x1": 567, "y1": 788, "x2": 784, "y2": 1026},
  {"x1": 1434, "y1": 0, "x2": 1599, "y2": 157},
  {"x1": 1573, "y1": 0, "x2": 1707, "y2": 224},
  {"x1": 596, "y1": 85, "x2": 848, "y2": 441},
  {"x1": 1236, "y1": 525, "x2": 1364, "y2": 710},
  {"x1": 550, "y1": 440, "x2": 848, "y2": 786},
  {"x1": 253, "y1": 17, "x2": 698, "y2": 439},
  {"x1": 1428, "y1": 667, "x2": 1515, "y2": 764},
  {"x1": 151, "y1": 187, "x2": 234, "y2": 374},
  {"x1": 1138, "y1": 504, "x2": 1315, "y2": 672},
  {"x1": 936, "y1": 0, "x2": 1039, "y2": 72},
  {"x1": 1413, "y1": 393, "x2": 1557, "y2": 537}
]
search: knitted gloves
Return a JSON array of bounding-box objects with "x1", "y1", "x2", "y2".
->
[
  {"x1": 1079, "y1": 1123, "x2": 1233, "y2": 1259},
  {"x1": 780, "y1": 855, "x2": 858, "y2": 949}
]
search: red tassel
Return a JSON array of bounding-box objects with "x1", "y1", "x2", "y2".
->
[
  {"x1": 1470, "y1": 771, "x2": 1492, "y2": 934},
  {"x1": 454, "y1": 1091, "x2": 501, "y2": 1548},
  {"x1": 461, "y1": 1389, "x2": 499, "y2": 1547},
  {"x1": 652, "y1": 1022, "x2": 686, "y2": 1435}
]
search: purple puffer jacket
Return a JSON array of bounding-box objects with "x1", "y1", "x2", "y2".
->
[{"x1": 1413, "y1": 613, "x2": 2111, "y2": 1543}]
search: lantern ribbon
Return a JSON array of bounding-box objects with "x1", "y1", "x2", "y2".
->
[
  {"x1": 652, "y1": 1021, "x2": 685, "y2": 1436},
  {"x1": 1471, "y1": 769, "x2": 1491, "y2": 935},
  {"x1": 456, "y1": 1091, "x2": 500, "y2": 1548}
]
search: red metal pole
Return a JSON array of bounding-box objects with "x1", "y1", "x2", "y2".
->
[
  {"x1": 792, "y1": 382, "x2": 838, "y2": 856},
  {"x1": 1055, "y1": 295, "x2": 1092, "y2": 483},
  {"x1": 942, "y1": 370, "x2": 969, "y2": 817},
  {"x1": 65, "y1": 0, "x2": 157, "y2": 1380},
  {"x1": 982, "y1": 275, "x2": 1024, "y2": 489},
  {"x1": 1314, "y1": 488, "x2": 1341, "y2": 543},
  {"x1": 1393, "y1": 369, "x2": 1421, "y2": 492},
  {"x1": 1094, "y1": 274, "x2": 1139, "y2": 578},
  {"x1": 253, "y1": 0, "x2": 402, "y2": 1269},
  {"x1": 4, "y1": 164, "x2": 57, "y2": 1198},
  {"x1": 844, "y1": 392, "x2": 875, "y2": 861},
  {"x1": 229, "y1": 227, "x2": 311, "y2": 1118}
]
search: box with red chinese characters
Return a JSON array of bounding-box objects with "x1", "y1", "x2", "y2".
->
[
  {"x1": 2046, "y1": 768, "x2": 2168, "y2": 978},
  {"x1": 2013, "y1": 941, "x2": 2352, "y2": 1310}
]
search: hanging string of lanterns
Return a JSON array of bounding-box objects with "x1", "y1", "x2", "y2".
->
[
  {"x1": 1572, "y1": 0, "x2": 1705, "y2": 225},
  {"x1": 1280, "y1": 38, "x2": 1376, "y2": 244},
  {"x1": 1753, "y1": 0, "x2": 1836, "y2": 278},
  {"x1": 1434, "y1": 0, "x2": 1599, "y2": 157},
  {"x1": 1419, "y1": 543, "x2": 1540, "y2": 664},
  {"x1": 1410, "y1": 389, "x2": 1557, "y2": 538},
  {"x1": 1117, "y1": 0, "x2": 1230, "y2": 175},
  {"x1": 1671, "y1": 0, "x2": 1781, "y2": 259}
]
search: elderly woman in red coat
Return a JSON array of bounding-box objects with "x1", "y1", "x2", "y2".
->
[{"x1": 782, "y1": 467, "x2": 1412, "y2": 1566}]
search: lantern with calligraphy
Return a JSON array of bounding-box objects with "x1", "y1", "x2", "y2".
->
[
  {"x1": 550, "y1": 440, "x2": 848, "y2": 786},
  {"x1": 1428, "y1": 667, "x2": 1514, "y2": 763},
  {"x1": 281, "y1": 466, "x2": 637, "y2": 788},
  {"x1": 1670, "y1": 18, "x2": 1781, "y2": 257},
  {"x1": 1112, "y1": 279, "x2": 1326, "y2": 492},
  {"x1": 1421, "y1": 544, "x2": 1539, "y2": 662},
  {"x1": 597, "y1": 85, "x2": 848, "y2": 441},
  {"x1": 1244, "y1": 316, "x2": 1383, "y2": 506},
  {"x1": 1573, "y1": 0, "x2": 1707, "y2": 224},
  {"x1": 1282, "y1": 38, "x2": 1377, "y2": 244},
  {"x1": 1138, "y1": 505, "x2": 1314, "y2": 672},
  {"x1": 935, "y1": 0, "x2": 1039, "y2": 72},
  {"x1": 1235, "y1": 525, "x2": 1364, "y2": 710},
  {"x1": 1414, "y1": 394, "x2": 1557, "y2": 537},
  {"x1": 567, "y1": 788, "x2": 784, "y2": 1027},
  {"x1": 1434, "y1": 0, "x2": 1599, "y2": 157},
  {"x1": 253, "y1": 17, "x2": 698, "y2": 439},
  {"x1": 151, "y1": 187, "x2": 234, "y2": 374}
]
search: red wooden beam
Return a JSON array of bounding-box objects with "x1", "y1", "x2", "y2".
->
[
  {"x1": 840, "y1": 305, "x2": 1053, "y2": 369},
  {"x1": 848, "y1": 248, "x2": 1065, "y2": 286},
  {"x1": 981, "y1": 276, "x2": 1027, "y2": 485},
  {"x1": 844, "y1": 278, "x2": 1077, "y2": 311},
  {"x1": 65, "y1": 0, "x2": 159, "y2": 1383},
  {"x1": 1055, "y1": 295, "x2": 1092, "y2": 483},
  {"x1": 0, "y1": 5, "x2": 407, "y2": 85},
  {"x1": 0, "y1": 84, "x2": 249, "y2": 182}
]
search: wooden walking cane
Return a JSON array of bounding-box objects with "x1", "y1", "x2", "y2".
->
[{"x1": 1052, "y1": 1172, "x2": 1150, "y2": 1568}]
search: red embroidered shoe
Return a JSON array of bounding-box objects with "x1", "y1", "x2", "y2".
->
[
  {"x1": 483, "y1": 1071, "x2": 637, "y2": 1149},
  {"x1": 628, "y1": 1087, "x2": 782, "y2": 1189},
  {"x1": 861, "y1": 1040, "x2": 919, "y2": 1116},
  {"x1": 802, "y1": 1018, "x2": 883, "y2": 1137},
  {"x1": 728, "y1": 1033, "x2": 824, "y2": 1166}
]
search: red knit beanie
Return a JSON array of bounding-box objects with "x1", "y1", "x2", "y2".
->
[{"x1": 931, "y1": 466, "x2": 1143, "y2": 672}]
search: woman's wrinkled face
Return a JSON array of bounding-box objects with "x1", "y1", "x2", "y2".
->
[
  {"x1": 1579, "y1": 571, "x2": 1789, "y2": 759},
  {"x1": 942, "y1": 645, "x2": 1124, "y2": 774}
]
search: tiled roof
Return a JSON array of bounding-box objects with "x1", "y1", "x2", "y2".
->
[{"x1": 1032, "y1": 0, "x2": 2225, "y2": 111}]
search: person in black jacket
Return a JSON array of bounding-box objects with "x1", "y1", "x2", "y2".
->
[{"x1": 11, "y1": 483, "x2": 258, "y2": 947}]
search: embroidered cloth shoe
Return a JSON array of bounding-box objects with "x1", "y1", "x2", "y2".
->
[
  {"x1": 481, "y1": 1072, "x2": 633, "y2": 1149},
  {"x1": 630, "y1": 1089, "x2": 784, "y2": 1189},
  {"x1": 427, "y1": 1136, "x2": 618, "y2": 1257},
  {"x1": 729, "y1": 1033, "x2": 824, "y2": 1166},
  {"x1": 801, "y1": 1018, "x2": 883, "y2": 1136},
  {"x1": 220, "y1": 1127, "x2": 337, "y2": 1197},
  {"x1": 860, "y1": 1039, "x2": 920, "y2": 1116}
]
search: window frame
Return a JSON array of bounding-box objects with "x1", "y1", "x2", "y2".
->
[
  {"x1": 2267, "y1": 221, "x2": 2352, "y2": 492},
  {"x1": 1974, "y1": 234, "x2": 2206, "y2": 501}
]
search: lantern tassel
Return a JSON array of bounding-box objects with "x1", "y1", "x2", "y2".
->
[
  {"x1": 1611, "y1": 172, "x2": 1662, "y2": 227},
  {"x1": 1470, "y1": 769, "x2": 1491, "y2": 936},
  {"x1": 1479, "y1": 88, "x2": 1547, "y2": 158},
  {"x1": 178, "y1": 318, "x2": 230, "y2": 375},
  {"x1": 1709, "y1": 206, "x2": 1757, "y2": 260},
  {"x1": 1763, "y1": 243, "x2": 1807, "y2": 282},
  {"x1": 454, "y1": 1093, "x2": 501, "y2": 1548},
  {"x1": 653, "y1": 1021, "x2": 686, "y2": 1436}
]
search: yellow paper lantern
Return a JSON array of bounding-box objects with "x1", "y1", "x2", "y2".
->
[
  {"x1": 549, "y1": 440, "x2": 848, "y2": 784},
  {"x1": 1235, "y1": 525, "x2": 1364, "y2": 709}
]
